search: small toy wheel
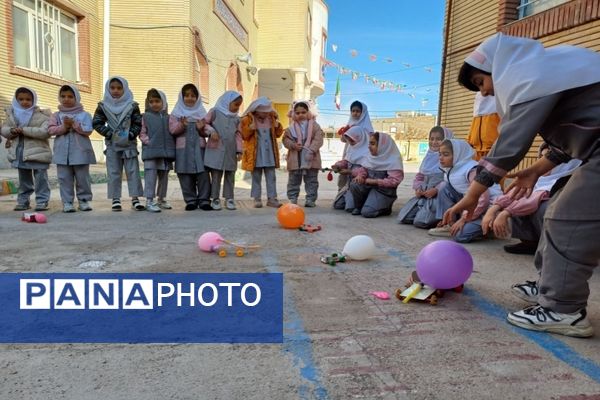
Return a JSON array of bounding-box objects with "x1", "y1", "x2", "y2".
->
[
  {"x1": 339, "y1": 256, "x2": 346, "y2": 262},
  {"x1": 235, "y1": 248, "x2": 245, "y2": 257},
  {"x1": 331, "y1": 253, "x2": 338, "y2": 257},
  {"x1": 218, "y1": 249, "x2": 227, "y2": 257},
  {"x1": 395, "y1": 288, "x2": 403, "y2": 300},
  {"x1": 429, "y1": 295, "x2": 438, "y2": 305}
]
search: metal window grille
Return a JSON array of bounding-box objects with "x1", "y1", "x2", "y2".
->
[
  {"x1": 12, "y1": 0, "x2": 79, "y2": 81},
  {"x1": 518, "y1": 0, "x2": 571, "y2": 19}
]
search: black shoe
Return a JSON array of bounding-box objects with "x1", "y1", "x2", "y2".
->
[
  {"x1": 379, "y1": 208, "x2": 392, "y2": 216},
  {"x1": 504, "y1": 241, "x2": 537, "y2": 255},
  {"x1": 185, "y1": 203, "x2": 197, "y2": 211},
  {"x1": 351, "y1": 208, "x2": 361, "y2": 216},
  {"x1": 199, "y1": 203, "x2": 213, "y2": 211}
]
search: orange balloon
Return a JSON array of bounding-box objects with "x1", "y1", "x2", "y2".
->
[{"x1": 276, "y1": 204, "x2": 305, "y2": 229}]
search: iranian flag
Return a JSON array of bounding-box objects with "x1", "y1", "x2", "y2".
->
[{"x1": 334, "y1": 76, "x2": 341, "y2": 110}]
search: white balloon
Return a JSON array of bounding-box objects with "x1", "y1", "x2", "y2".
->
[{"x1": 342, "y1": 235, "x2": 376, "y2": 260}]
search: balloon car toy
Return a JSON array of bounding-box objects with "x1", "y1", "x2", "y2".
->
[
  {"x1": 395, "y1": 271, "x2": 464, "y2": 306},
  {"x1": 214, "y1": 242, "x2": 260, "y2": 258},
  {"x1": 299, "y1": 224, "x2": 322, "y2": 233},
  {"x1": 320, "y1": 252, "x2": 347, "y2": 266}
]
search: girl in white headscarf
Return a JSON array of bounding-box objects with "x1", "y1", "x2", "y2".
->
[
  {"x1": 48, "y1": 84, "x2": 96, "y2": 213},
  {"x1": 1, "y1": 87, "x2": 52, "y2": 211},
  {"x1": 282, "y1": 100, "x2": 324, "y2": 207},
  {"x1": 450, "y1": 33, "x2": 600, "y2": 337},
  {"x1": 168, "y1": 83, "x2": 211, "y2": 211},
  {"x1": 240, "y1": 97, "x2": 284, "y2": 208},
  {"x1": 203, "y1": 90, "x2": 243, "y2": 211},
  {"x1": 92, "y1": 76, "x2": 144, "y2": 211},
  {"x1": 398, "y1": 126, "x2": 453, "y2": 227},
  {"x1": 349, "y1": 132, "x2": 404, "y2": 218},
  {"x1": 332, "y1": 101, "x2": 373, "y2": 211}
]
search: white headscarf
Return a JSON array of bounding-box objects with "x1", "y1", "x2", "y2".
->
[
  {"x1": 343, "y1": 127, "x2": 370, "y2": 165},
  {"x1": 102, "y1": 76, "x2": 134, "y2": 115},
  {"x1": 171, "y1": 85, "x2": 207, "y2": 120},
  {"x1": 444, "y1": 139, "x2": 477, "y2": 194},
  {"x1": 346, "y1": 101, "x2": 374, "y2": 134},
  {"x1": 144, "y1": 89, "x2": 168, "y2": 113},
  {"x1": 534, "y1": 158, "x2": 582, "y2": 192},
  {"x1": 465, "y1": 33, "x2": 600, "y2": 115},
  {"x1": 214, "y1": 90, "x2": 242, "y2": 117},
  {"x1": 12, "y1": 87, "x2": 37, "y2": 127},
  {"x1": 363, "y1": 132, "x2": 404, "y2": 171},
  {"x1": 419, "y1": 127, "x2": 454, "y2": 175},
  {"x1": 473, "y1": 92, "x2": 496, "y2": 116},
  {"x1": 242, "y1": 96, "x2": 273, "y2": 117}
]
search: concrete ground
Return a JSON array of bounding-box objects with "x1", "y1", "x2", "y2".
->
[{"x1": 0, "y1": 163, "x2": 599, "y2": 400}]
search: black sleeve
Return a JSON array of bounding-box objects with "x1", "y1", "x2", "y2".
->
[
  {"x1": 92, "y1": 105, "x2": 111, "y2": 137},
  {"x1": 128, "y1": 104, "x2": 142, "y2": 138}
]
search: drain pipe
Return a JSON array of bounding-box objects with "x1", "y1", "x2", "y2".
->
[{"x1": 102, "y1": 0, "x2": 110, "y2": 85}]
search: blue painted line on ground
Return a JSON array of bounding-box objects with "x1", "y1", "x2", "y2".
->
[
  {"x1": 263, "y1": 252, "x2": 329, "y2": 400},
  {"x1": 388, "y1": 248, "x2": 600, "y2": 384},
  {"x1": 464, "y1": 287, "x2": 600, "y2": 384}
]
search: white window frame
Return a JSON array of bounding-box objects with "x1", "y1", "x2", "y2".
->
[
  {"x1": 518, "y1": 0, "x2": 571, "y2": 19},
  {"x1": 12, "y1": 0, "x2": 80, "y2": 81}
]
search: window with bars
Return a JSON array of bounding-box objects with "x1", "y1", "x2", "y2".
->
[
  {"x1": 518, "y1": 0, "x2": 571, "y2": 19},
  {"x1": 12, "y1": 0, "x2": 79, "y2": 82}
]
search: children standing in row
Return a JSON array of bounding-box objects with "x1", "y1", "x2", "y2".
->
[
  {"x1": 92, "y1": 76, "x2": 145, "y2": 211},
  {"x1": 169, "y1": 83, "x2": 211, "y2": 211},
  {"x1": 240, "y1": 97, "x2": 283, "y2": 208},
  {"x1": 48, "y1": 85, "x2": 96, "y2": 212},
  {"x1": 1, "y1": 87, "x2": 52, "y2": 211},
  {"x1": 140, "y1": 89, "x2": 175, "y2": 212},
  {"x1": 204, "y1": 91, "x2": 243, "y2": 211},
  {"x1": 283, "y1": 100, "x2": 324, "y2": 207}
]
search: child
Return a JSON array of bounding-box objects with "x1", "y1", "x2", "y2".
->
[
  {"x1": 48, "y1": 84, "x2": 96, "y2": 212},
  {"x1": 349, "y1": 132, "x2": 404, "y2": 218},
  {"x1": 92, "y1": 76, "x2": 144, "y2": 211},
  {"x1": 332, "y1": 101, "x2": 372, "y2": 211},
  {"x1": 282, "y1": 100, "x2": 324, "y2": 207},
  {"x1": 1, "y1": 87, "x2": 52, "y2": 211},
  {"x1": 429, "y1": 139, "x2": 500, "y2": 242},
  {"x1": 204, "y1": 91, "x2": 243, "y2": 211},
  {"x1": 449, "y1": 33, "x2": 600, "y2": 336},
  {"x1": 398, "y1": 126, "x2": 453, "y2": 227},
  {"x1": 169, "y1": 83, "x2": 211, "y2": 211},
  {"x1": 240, "y1": 96, "x2": 283, "y2": 208},
  {"x1": 467, "y1": 92, "x2": 500, "y2": 160},
  {"x1": 140, "y1": 89, "x2": 175, "y2": 212}
]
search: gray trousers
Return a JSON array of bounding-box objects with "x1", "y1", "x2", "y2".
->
[
  {"x1": 177, "y1": 172, "x2": 211, "y2": 207},
  {"x1": 349, "y1": 182, "x2": 396, "y2": 218},
  {"x1": 251, "y1": 167, "x2": 277, "y2": 200},
  {"x1": 435, "y1": 183, "x2": 483, "y2": 243},
  {"x1": 105, "y1": 148, "x2": 143, "y2": 199},
  {"x1": 534, "y1": 152, "x2": 600, "y2": 313},
  {"x1": 209, "y1": 169, "x2": 235, "y2": 200},
  {"x1": 17, "y1": 168, "x2": 50, "y2": 206},
  {"x1": 287, "y1": 169, "x2": 319, "y2": 202},
  {"x1": 511, "y1": 200, "x2": 548, "y2": 243},
  {"x1": 57, "y1": 164, "x2": 92, "y2": 204},
  {"x1": 144, "y1": 169, "x2": 169, "y2": 200}
]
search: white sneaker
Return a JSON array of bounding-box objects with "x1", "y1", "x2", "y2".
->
[
  {"x1": 78, "y1": 200, "x2": 92, "y2": 211},
  {"x1": 211, "y1": 199, "x2": 222, "y2": 210},
  {"x1": 146, "y1": 201, "x2": 161, "y2": 213},
  {"x1": 507, "y1": 305, "x2": 594, "y2": 338},
  {"x1": 511, "y1": 280, "x2": 539, "y2": 304},
  {"x1": 63, "y1": 202, "x2": 75, "y2": 213},
  {"x1": 428, "y1": 225, "x2": 452, "y2": 237},
  {"x1": 158, "y1": 200, "x2": 172, "y2": 210},
  {"x1": 226, "y1": 199, "x2": 236, "y2": 210}
]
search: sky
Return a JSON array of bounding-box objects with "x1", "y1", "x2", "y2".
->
[{"x1": 316, "y1": 0, "x2": 446, "y2": 128}]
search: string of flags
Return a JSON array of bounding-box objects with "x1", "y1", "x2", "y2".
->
[{"x1": 328, "y1": 42, "x2": 437, "y2": 69}]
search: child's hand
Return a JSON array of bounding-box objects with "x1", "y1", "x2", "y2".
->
[
  {"x1": 492, "y1": 210, "x2": 511, "y2": 239},
  {"x1": 294, "y1": 143, "x2": 303, "y2": 151},
  {"x1": 236, "y1": 153, "x2": 242, "y2": 161},
  {"x1": 249, "y1": 123, "x2": 256, "y2": 130},
  {"x1": 415, "y1": 189, "x2": 424, "y2": 197},
  {"x1": 339, "y1": 168, "x2": 351, "y2": 175},
  {"x1": 181, "y1": 117, "x2": 188, "y2": 127},
  {"x1": 331, "y1": 165, "x2": 340, "y2": 173},
  {"x1": 195, "y1": 120, "x2": 205, "y2": 131},
  {"x1": 481, "y1": 209, "x2": 497, "y2": 236},
  {"x1": 353, "y1": 176, "x2": 366, "y2": 185},
  {"x1": 365, "y1": 178, "x2": 376, "y2": 186},
  {"x1": 63, "y1": 117, "x2": 74, "y2": 129},
  {"x1": 210, "y1": 131, "x2": 219, "y2": 141},
  {"x1": 450, "y1": 218, "x2": 466, "y2": 236},
  {"x1": 423, "y1": 188, "x2": 438, "y2": 198}
]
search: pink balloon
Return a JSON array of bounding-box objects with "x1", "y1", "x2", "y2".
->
[
  {"x1": 416, "y1": 240, "x2": 473, "y2": 289},
  {"x1": 34, "y1": 213, "x2": 47, "y2": 223},
  {"x1": 197, "y1": 232, "x2": 224, "y2": 252}
]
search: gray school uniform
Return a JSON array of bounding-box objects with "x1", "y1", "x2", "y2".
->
[
  {"x1": 53, "y1": 112, "x2": 96, "y2": 204},
  {"x1": 13, "y1": 138, "x2": 51, "y2": 206},
  {"x1": 435, "y1": 182, "x2": 484, "y2": 243},
  {"x1": 511, "y1": 200, "x2": 549, "y2": 243},
  {"x1": 349, "y1": 170, "x2": 397, "y2": 218},
  {"x1": 175, "y1": 122, "x2": 210, "y2": 207},
  {"x1": 333, "y1": 163, "x2": 360, "y2": 211},
  {"x1": 142, "y1": 112, "x2": 175, "y2": 200},
  {"x1": 397, "y1": 172, "x2": 444, "y2": 228},
  {"x1": 251, "y1": 127, "x2": 277, "y2": 200},
  {"x1": 205, "y1": 110, "x2": 240, "y2": 199},
  {"x1": 475, "y1": 82, "x2": 600, "y2": 313}
]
